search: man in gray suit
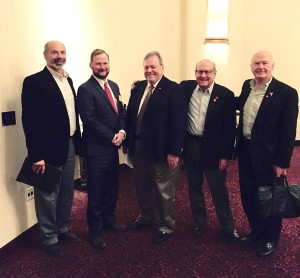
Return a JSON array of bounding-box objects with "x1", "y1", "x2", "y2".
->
[{"x1": 22, "y1": 41, "x2": 82, "y2": 257}]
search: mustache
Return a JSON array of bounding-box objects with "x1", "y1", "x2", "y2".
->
[{"x1": 54, "y1": 58, "x2": 65, "y2": 64}]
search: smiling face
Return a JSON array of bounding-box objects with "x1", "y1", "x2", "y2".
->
[
  {"x1": 195, "y1": 59, "x2": 216, "y2": 90},
  {"x1": 250, "y1": 51, "x2": 274, "y2": 84},
  {"x1": 143, "y1": 54, "x2": 164, "y2": 85},
  {"x1": 90, "y1": 53, "x2": 110, "y2": 80},
  {"x1": 44, "y1": 41, "x2": 66, "y2": 74}
]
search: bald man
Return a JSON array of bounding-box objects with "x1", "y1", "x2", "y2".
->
[
  {"x1": 181, "y1": 59, "x2": 239, "y2": 241},
  {"x1": 22, "y1": 41, "x2": 82, "y2": 257},
  {"x1": 235, "y1": 50, "x2": 298, "y2": 256}
]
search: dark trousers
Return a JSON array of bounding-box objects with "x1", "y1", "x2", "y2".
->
[
  {"x1": 238, "y1": 138, "x2": 282, "y2": 242},
  {"x1": 86, "y1": 151, "x2": 119, "y2": 237},
  {"x1": 183, "y1": 135, "x2": 235, "y2": 232}
]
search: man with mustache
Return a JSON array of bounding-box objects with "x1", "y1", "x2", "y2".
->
[
  {"x1": 21, "y1": 41, "x2": 82, "y2": 257},
  {"x1": 77, "y1": 49, "x2": 127, "y2": 249}
]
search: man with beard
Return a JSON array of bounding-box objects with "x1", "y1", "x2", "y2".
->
[
  {"x1": 21, "y1": 41, "x2": 82, "y2": 257},
  {"x1": 77, "y1": 49, "x2": 127, "y2": 249}
]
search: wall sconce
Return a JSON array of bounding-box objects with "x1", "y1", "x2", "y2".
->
[{"x1": 204, "y1": 0, "x2": 229, "y2": 44}]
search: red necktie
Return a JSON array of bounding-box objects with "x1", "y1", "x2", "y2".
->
[{"x1": 104, "y1": 82, "x2": 118, "y2": 114}]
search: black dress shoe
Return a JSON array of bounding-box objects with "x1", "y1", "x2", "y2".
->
[
  {"x1": 257, "y1": 241, "x2": 276, "y2": 256},
  {"x1": 44, "y1": 243, "x2": 65, "y2": 257},
  {"x1": 153, "y1": 231, "x2": 172, "y2": 244},
  {"x1": 193, "y1": 227, "x2": 204, "y2": 238},
  {"x1": 127, "y1": 218, "x2": 152, "y2": 229},
  {"x1": 89, "y1": 236, "x2": 106, "y2": 249},
  {"x1": 224, "y1": 230, "x2": 240, "y2": 241},
  {"x1": 58, "y1": 231, "x2": 78, "y2": 242}
]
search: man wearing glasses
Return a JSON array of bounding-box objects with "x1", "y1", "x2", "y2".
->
[{"x1": 180, "y1": 59, "x2": 239, "y2": 241}]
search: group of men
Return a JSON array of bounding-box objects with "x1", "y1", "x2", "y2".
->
[{"x1": 21, "y1": 40, "x2": 298, "y2": 258}]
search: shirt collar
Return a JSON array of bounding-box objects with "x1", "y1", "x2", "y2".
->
[
  {"x1": 93, "y1": 75, "x2": 108, "y2": 87},
  {"x1": 250, "y1": 77, "x2": 273, "y2": 90},
  {"x1": 197, "y1": 81, "x2": 214, "y2": 95},
  {"x1": 147, "y1": 76, "x2": 162, "y2": 90},
  {"x1": 47, "y1": 66, "x2": 69, "y2": 81}
]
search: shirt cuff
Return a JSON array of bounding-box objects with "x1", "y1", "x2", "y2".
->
[{"x1": 119, "y1": 130, "x2": 126, "y2": 140}]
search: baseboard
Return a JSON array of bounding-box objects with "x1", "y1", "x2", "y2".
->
[
  {"x1": 296, "y1": 140, "x2": 300, "y2": 146},
  {"x1": 0, "y1": 224, "x2": 38, "y2": 263}
]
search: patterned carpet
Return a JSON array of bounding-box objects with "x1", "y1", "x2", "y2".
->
[{"x1": 1, "y1": 148, "x2": 300, "y2": 277}]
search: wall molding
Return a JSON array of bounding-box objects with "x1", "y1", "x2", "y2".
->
[{"x1": 0, "y1": 224, "x2": 38, "y2": 262}]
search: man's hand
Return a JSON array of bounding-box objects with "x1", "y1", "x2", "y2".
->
[
  {"x1": 219, "y1": 159, "x2": 230, "y2": 171},
  {"x1": 32, "y1": 160, "x2": 45, "y2": 174},
  {"x1": 167, "y1": 154, "x2": 179, "y2": 169},
  {"x1": 112, "y1": 132, "x2": 125, "y2": 147},
  {"x1": 131, "y1": 80, "x2": 140, "y2": 90}
]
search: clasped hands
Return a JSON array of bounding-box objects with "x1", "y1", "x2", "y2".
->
[{"x1": 112, "y1": 132, "x2": 125, "y2": 147}]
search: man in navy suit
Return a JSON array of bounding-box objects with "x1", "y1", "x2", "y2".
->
[
  {"x1": 124, "y1": 51, "x2": 187, "y2": 244},
  {"x1": 235, "y1": 50, "x2": 298, "y2": 256},
  {"x1": 77, "y1": 49, "x2": 126, "y2": 250},
  {"x1": 181, "y1": 59, "x2": 239, "y2": 241},
  {"x1": 22, "y1": 41, "x2": 82, "y2": 257}
]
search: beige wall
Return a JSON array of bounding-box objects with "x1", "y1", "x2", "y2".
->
[{"x1": 0, "y1": 0, "x2": 299, "y2": 248}]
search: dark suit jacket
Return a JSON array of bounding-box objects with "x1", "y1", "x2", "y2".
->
[
  {"x1": 21, "y1": 67, "x2": 81, "y2": 166},
  {"x1": 235, "y1": 77, "x2": 298, "y2": 175},
  {"x1": 77, "y1": 76, "x2": 125, "y2": 159},
  {"x1": 125, "y1": 75, "x2": 187, "y2": 162},
  {"x1": 181, "y1": 80, "x2": 236, "y2": 169}
]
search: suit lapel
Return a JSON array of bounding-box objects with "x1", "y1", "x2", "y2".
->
[
  {"x1": 205, "y1": 86, "x2": 220, "y2": 122},
  {"x1": 90, "y1": 76, "x2": 118, "y2": 114}
]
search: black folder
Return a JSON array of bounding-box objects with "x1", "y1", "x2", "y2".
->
[{"x1": 16, "y1": 157, "x2": 63, "y2": 193}]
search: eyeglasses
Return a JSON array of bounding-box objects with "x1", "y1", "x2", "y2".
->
[{"x1": 195, "y1": 70, "x2": 215, "y2": 75}]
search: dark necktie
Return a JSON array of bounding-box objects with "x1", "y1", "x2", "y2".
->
[
  {"x1": 135, "y1": 85, "x2": 154, "y2": 135},
  {"x1": 104, "y1": 82, "x2": 118, "y2": 114}
]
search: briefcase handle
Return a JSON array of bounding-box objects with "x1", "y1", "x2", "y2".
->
[{"x1": 274, "y1": 176, "x2": 289, "y2": 187}]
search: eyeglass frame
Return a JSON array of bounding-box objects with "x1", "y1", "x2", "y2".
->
[{"x1": 195, "y1": 70, "x2": 216, "y2": 75}]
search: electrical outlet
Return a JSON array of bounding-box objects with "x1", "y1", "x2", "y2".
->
[{"x1": 25, "y1": 187, "x2": 34, "y2": 201}]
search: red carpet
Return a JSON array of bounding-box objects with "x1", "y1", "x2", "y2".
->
[{"x1": 1, "y1": 148, "x2": 300, "y2": 277}]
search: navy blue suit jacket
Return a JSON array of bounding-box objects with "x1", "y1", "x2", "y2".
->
[
  {"x1": 125, "y1": 75, "x2": 187, "y2": 162},
  {"x1": 77, "y1": 76, "x2": 125, "y2": 159},
  {"x1": 181, "y1": 80, "x2": 236, "y2": 169},
  {"x1": 22, "y1": 67, "x2": 81, "y2": 166},
  {"x1": 235, "y1": 77, "x2": 298, "y2": 176}
]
